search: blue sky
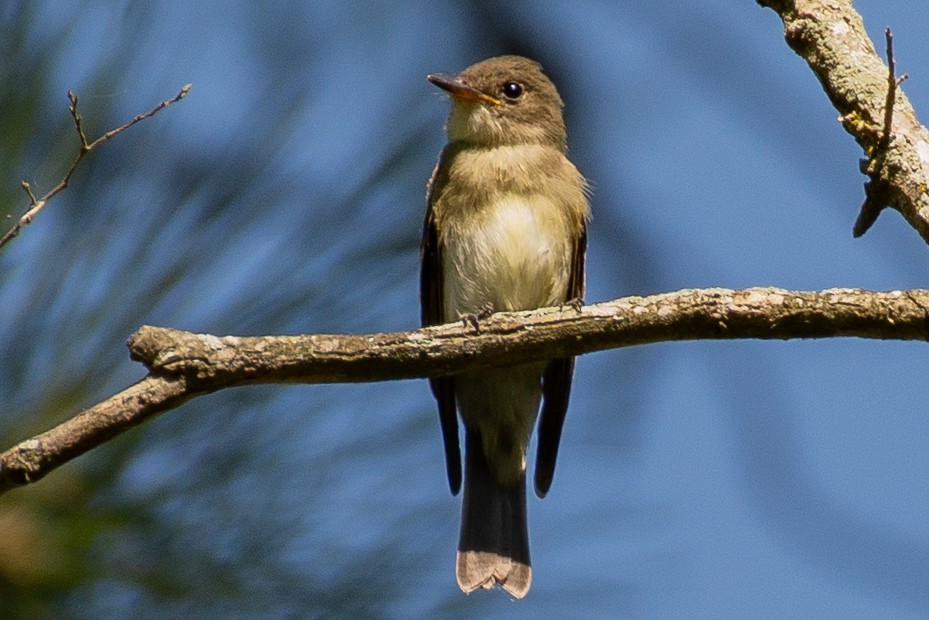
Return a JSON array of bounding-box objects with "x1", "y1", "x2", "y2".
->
[{"x1": 3, "y1": 2, "x2": 929, "y2": 618}]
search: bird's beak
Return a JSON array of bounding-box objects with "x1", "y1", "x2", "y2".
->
[{"x1": 427, "y1": 74, "x2": 501, "y2": 106}]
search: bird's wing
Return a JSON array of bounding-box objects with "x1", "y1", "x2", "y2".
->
[
  {"x1": 535, "y1": 218, "x2": 587, "y2": 498},
  {"x1": 422, "y1": 148, "x2": 461, "y2": 495}
]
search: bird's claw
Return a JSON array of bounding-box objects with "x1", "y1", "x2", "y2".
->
[
  {"x1": 563, "y1": 296, "x2": 584, "y2": 313},
  {"x1": 460, "y1": 304, "x2": 494, "y2": 332}
]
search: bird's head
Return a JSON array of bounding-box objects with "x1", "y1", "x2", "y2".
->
[{"x1": 428, "y1": 55, "x2": 567, "y2": 151}]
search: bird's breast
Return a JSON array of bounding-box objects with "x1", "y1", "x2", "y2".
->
[{"x1": 442, "y1": 192, "x2": 572, "y2": 317}]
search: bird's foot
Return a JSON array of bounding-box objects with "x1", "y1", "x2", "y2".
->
[
  {"x1": 460, "y1": 304, "x2": 494, "y2": 332},
  {"x1": 562, "y1": 296, "x2": 584, "y2": 313}
]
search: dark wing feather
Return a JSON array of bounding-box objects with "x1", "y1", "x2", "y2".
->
[
  {"x1": 421, "y1": 151, "x2": 461, "y2": 495},
  {"x1": 535, "y1": 221, "x2": 587, "y2": 498}
]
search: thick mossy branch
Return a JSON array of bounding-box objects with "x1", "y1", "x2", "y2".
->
[
  {"x1": 2, "y1": 286, "x2": 928, "y2": 495},
  {"x1": 758, "y1": 0, "x2": 929, "y2": 242}
]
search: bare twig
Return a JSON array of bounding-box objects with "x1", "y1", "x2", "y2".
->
[
  {"x1": 2, "y1": 286, "x2": 929, "y2": 495},
  {"x1": 853, "y1": 27, "x2": 910, "y2": 237},
  {"x1": 878, "y1": 27, "x2": 908, "y2": 152},
  {"x1": 0, "y1": 84, "x2": 191, "y2": 249}
]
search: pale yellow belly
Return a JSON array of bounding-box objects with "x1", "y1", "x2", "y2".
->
[{"x1": 443, "y1": 194, "x2": 571, "y2": 318}]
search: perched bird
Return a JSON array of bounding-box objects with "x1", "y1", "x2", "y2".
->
[{"x1": 421, "y1": 55, "x2": 589, "y2": 598}]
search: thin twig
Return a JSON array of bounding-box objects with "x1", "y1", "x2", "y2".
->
[
  {"x1": 0, "y1": 84, "x2": 191, "y2": 250},
  {"x1": 878, "y1": 27, "x2": 908, "y2": 152},
  {"x1": 853, "y1": 28, "x2": 907, "y2": 238},
  {"x1": 68, "y1": 90, "x2": 89, "y2": 150}
]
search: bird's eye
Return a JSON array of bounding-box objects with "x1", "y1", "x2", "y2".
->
[{"x1": 502, "y1": 81, "x2": 524, "y2": 100}]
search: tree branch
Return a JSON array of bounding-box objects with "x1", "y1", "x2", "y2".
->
[
  {"x1": 2, "y1": 286, "x2": 928, "y2": 495},
  {"x1": 757, "y1": 0, "x2": 929, "y2": 243},
  {"x1": 0, "y1": 84, "x2": 191, "y2": 250}
]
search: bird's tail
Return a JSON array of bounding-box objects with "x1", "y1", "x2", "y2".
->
[{"x1": 456, "y1": 428, "x2": 531, "y2": 598}]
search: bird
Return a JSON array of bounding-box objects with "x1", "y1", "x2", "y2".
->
[{"x1": 420, "y1": 55, "x2": 589, "y2": 598}]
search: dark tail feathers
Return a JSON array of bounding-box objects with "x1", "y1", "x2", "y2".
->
[{"x1": 456, "y1": 428, "x2": 531, "y2": 598}]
